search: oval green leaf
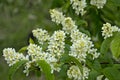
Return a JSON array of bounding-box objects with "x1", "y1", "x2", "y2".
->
[
  {"x1": 36, "y1": 60, "x2": 55, "y2": 80},
  {"x1": 9, "y1": 60, "x2": 28, "y2": 80},
  {"x1": 110, "y1": 32, "x2": 120, "y2": 59}
]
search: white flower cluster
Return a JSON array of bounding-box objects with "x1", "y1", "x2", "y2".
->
[
  {"x1": 67, "y1": 65, "x2": 90, "y2": 80},
  {"x1": 90, "y1": 0, "x2": 107, "y2": 9},
  {"x1": 70, "y1": 0, "x2": 87, "y2": 15},
  {"x1": 3, "y1": 48, "x2": 28, "y2": 66},
  {"x1": 32, "y1": 28, "x2": 50, "y2": 44},
  {"x1": 23, "y1": 61, "x2": 34, "y2": 76},
  {"x1": 48, "y1": 30, "x2": 66, "y2": 58},
  {"x1": 50, "y1": 9, "x2": 100, "y2": 80},
  {"x1": 50, "y1": 9, "x2": 77, "y2": 34},
  {"x1": 49, "y1": 9, "x2": 65, "y2": 24},
  {"x1": 27, "y1": 44, "x2": 47, "y2": 61},
  {"x1": 70, "y1": 29, "x2": 100, "y2": 62},
  {"x1": 27, "y1": 43, "x2": 61, "y2": 74},
  {"x1": 102, "y1": 22, "x2": 120, "y2": 39},
  {"x1": 62, "y1": 17, "x2": 77, "y2": 34},
  {"x1": 97, "y1": 75, "x2": 109, "y2": 80}
]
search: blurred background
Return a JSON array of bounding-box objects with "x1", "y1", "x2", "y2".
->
[
  {"x1": 0, "y1": 0, "x2": 56, "y2": 80},
  {"x1": 0, "y1": 0, "x2": 120, "y2": 80}
]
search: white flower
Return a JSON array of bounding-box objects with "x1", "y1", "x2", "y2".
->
[
  {"x1": 49, "y1": 9, "x2": 65, "y2": 24},
  {"x1": 27, "y1": 44, "x2": 47, "y2": 61},
  {"x1": 47, "y1": 30, "x2": 66, "y2": 58},
  {"x1": 23, "y1": 61, "x2": 34, "y2": 76},
  {"x1": 88, "y1": 48, "x2": 100, "y2": 59},
  {"x1": 71, "y1": 29, "x2": 91, "y2": 42},
  {"x1": 102, "y1": 23, "x2": 113, "y2": 39},
  {"x1": 45, "y1": 53, "x2": 61, "y2": 73},
  {"x1": 70, "y1": 29, "x2": 99, "y2": 61},
  {"x1": 32, "y1": 28, "x2": 50, "y2": 44},
  {"x1": 70, "y1": 38, "x2": 88, "y2": 62},
  {"x1": 90, "y1": 0, "x2": 107, "y2": 9},
  {"x1": 27, "y1": 43, "x2": 60, "y2": 73},
  {"x1": 62, "y1": 17, "x2": 77, "y2": 34},
  {"x1": 67, "y1": 65, "x2": 90, "y2": 80},
  {"x1": 47, "y1": 30, "x2": 66, "y2": 72},
  {"x1": 102, "y1": 23, "x2": 120, "y2": 39},
  {"x1": 3, "y1": 48, "x2": 28, "y2": 66},
  {"x1": 70, "y1": 0, "x2": 87, "y2": 15}
]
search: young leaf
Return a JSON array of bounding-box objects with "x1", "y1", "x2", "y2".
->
[
  {"x1": 102, "y1": 67, "x2": 120, "y2": 80},
  {"x1": 36, "y1": 60, "x2": 55, "y2": 80},
  {"x1": 58, "y1": 64, "x2": 69, "y2": 80},
  {"x1": 88, "y1": 69, "x2": 100, "y2": 80},
  {"x1": 100, "y1": 37, "x2": 113, "y2": 55},
  {"x1": 110, "y1": 32, "x2": 120, "y2": 59},
  {"x1": 9, "y1": 60, "x2": 28, "y2": 80},
  {"x1": 29, "y1": 38, "x2": 34, "y2": 44},
  {"x1": 18, "y1": 46, "x2": 28, "y2": 53}
]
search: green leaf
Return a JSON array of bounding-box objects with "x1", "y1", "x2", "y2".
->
[
  {"x1": 110, "y1": 32, "x2": 120, "y2": 59},
  {"x1": 9, "y1": 60, "x2": 28, "y2": 80},
  {"x1": 29, "y1": 38, "x2": 34, "y2": 44},
  {"x1": 18, "y1": 46, "x2": 28, "y2": 53},
  {"x1": 109, "y1": 0, "x2": 120, "y2": 6},
  {"x1": 86, "y1": 60, "x2": 102, "y2": 72},
  {"x1": 36, "y1": 60, "x2": 54, "y2": 80},
  {"x1": 100, "y1": 37, "x2": 114, "y2": 65},
  {"x1": 62, "y1": 0, "x2": 70, "y2": 12},
  {"x1": 100, "y1": 37, "x2": 113, "y2": 55},
  {"x1": 60, "y1": 54, "x2": 83, "y2": 74},
  {"x1": 88, "y1": 69, "x2": 100, "y2": 80},
  {"x1": 58, "y1": 64, "x2": 69, "y2": 80},
  {"x1": 102, "y1": 67, "x2": 120, "y2": 80}
]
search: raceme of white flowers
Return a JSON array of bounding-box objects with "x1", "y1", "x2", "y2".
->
[
  {"x1": 62, "y1": 17, "x2": 77, "y2": 34},
  {"x1": 3, "y1": 48, "x2": 28, "y2": 66},
  {"x1": 49, "y1": 9, "x2": 65, "y2": 24},
  {"x1": 102, "y1": 22, "x2": 120, "y2": 39},
  {"x1": 32, "y1": 28, "x2": 50, "y2": 45},
  {"x1": 70, "y1": 0, "x2": 87, "y2": 15},
  {"x1": 67, "y1": 65, "x2": 90, "y2": 80},
  {"x1": 50, "y1": 9, "x2": 100, "y2": 80},
  {"x1": 47, "y1": 30, "x2": 66, "y2": 58},
  {"x1": 90, "y1": 0, "x2": 107, "y2": 9},
  {"x1": 70, "y1": 0, "x2": 107, "y2": 15}
]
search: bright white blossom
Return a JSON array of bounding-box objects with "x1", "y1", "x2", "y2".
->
[
  {"x1": 27, "y1": 43, "x2": 60, "y2": 73},
  {"x1": 70, "y1": 29, "x2": 99, "y2": 62},
  {"x1": 70, "y1": 38, "x2": 88, "y2": 62},
  {"x1": 47, "y1": 30, "x2": 66, "y2": 58},
  {"x1": 27, "y1": 44, "x2": 46, "y2": 60},
  {"x1": 45, "y1": 53, "x2": 60, "y2": 73},
  {"x1": 32, "y1": 28, "x2": 50, "y2": 44},
  {"x1": 90, "y1": 0, "x2": 107, "y2": 9},
  {"x1": 70, "y1": 0, "x2": 87, "y2": 15},
  {"x1": 71, "y1": 29, "x2": 91, "y2": 42},
  {"x1": 47, "y1": 30, "x2": 66, "y2": 72},
  {"x1": 3, "y1": 48, "x2": 28, "y2": 66},
  {"x1": 102, "y1": 23, "x2": 120, "y2": 39},
  {"x1": 23, "y1": 61, "x2": 34, "y2": 76},
  {"x1": 62, "y1": 17, "x2": 77, "y2": 34},
  {"x1": 67, "y1": 65, "x2": 90, "y2": 80},
  {"x1": 49, "y1": 9, "x2": 100, "y2": 61},
  {"x1": 49, "y1": 9, "x2": 65, "y2": 24}
]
